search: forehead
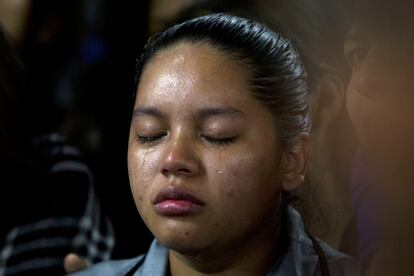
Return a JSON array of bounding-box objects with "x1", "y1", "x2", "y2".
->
[
  {"x1": 144, "y1": 42, "x2": 246, "y2": 79},
  {"x1": 136, "y1": 42, "x2": 254, "y2": 106}
]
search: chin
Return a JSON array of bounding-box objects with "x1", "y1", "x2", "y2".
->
[{"x1": 152, "y1": 219, "x2": 214, "y2": 254}]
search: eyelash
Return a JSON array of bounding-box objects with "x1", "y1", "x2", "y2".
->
[
  {"x1": 136, "y1": 134, "x2": 165, "y2": 144},
  {"x1": 202, "y1": 136, "x2": 236, "y2": 145},
  {"x1": 136, "y1": 134, "x2": 236, "y2": 146}
]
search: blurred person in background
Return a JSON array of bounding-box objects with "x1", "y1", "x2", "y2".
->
[
  {"x1": 345, "y1": 0, "x2": 414, "y2": 274},
  {"x1": 0, "y1": 1, "x2": 116, "y2": 274},
  {"x1": 163, "y1": 0, "x2": 357, "y2": 252},
  {"x1": 1, "y1": 0, "x2": 84, "y2": 136},
  {"x1": 2, "y1": 0, "x2": 153, "y2": 262},
  {"x1": 0, "y1": 26, "x2": 114, "y2": 276},
  {"x1": 67, "y1": 0, "x2": 152, "y2": 259}
]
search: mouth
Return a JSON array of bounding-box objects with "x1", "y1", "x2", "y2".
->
[{"x1": 152, "y1": 185, "x2": 205, "y2": 217}]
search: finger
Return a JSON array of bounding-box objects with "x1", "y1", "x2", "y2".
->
[{"x1": 64, "y1": 253, "x2": 88, "y2": 273}]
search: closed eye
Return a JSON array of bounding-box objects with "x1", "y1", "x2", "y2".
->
[
  {"x1": 136, "y1": 133, "x2": 166, "y2": 144},
  {"x1": 202, "y1": 135, "x2": 236, "y2": 145}
]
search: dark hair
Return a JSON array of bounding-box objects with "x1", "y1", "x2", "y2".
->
[
  {"x1": 173, "y1": 0, "x2": 350, "y2": 88},
  {"x1": 136, "y1": 13, "x2": 309, "y2": 145}
]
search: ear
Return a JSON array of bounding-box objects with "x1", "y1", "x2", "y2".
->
[
  {"x1": 281, "y1": 133, "x2": 311, "y2": 192},
  {"x1": 310, "y1": 73, "x2": 345, "y2": 130}
]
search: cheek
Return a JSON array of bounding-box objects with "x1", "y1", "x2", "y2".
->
[
  {"x1": 127, "y1": 143, "x2": 162, "y2": 203},
  {"x1": 203, "y1": 151, "x2": 282, "y2": 241},
  {"x1": 221, "y1": 157, "x2": 259, "y2": 197},
  {"x1": 347, "y1": 81, "x2": 414, "y2": 174},
  {"x1": 206, "y1": 145, "x2": 281, "y2": 214}
]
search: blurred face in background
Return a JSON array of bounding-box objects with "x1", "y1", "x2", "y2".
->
[{"x1": 345, "y1": 2, "x2": 414, "y2": 226}]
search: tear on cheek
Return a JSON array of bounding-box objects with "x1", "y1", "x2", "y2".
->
[
  {"x1": 139, "y1": 149, "x2": 162, "y2": 174},
  {"x1": 140, "y1": 152, "x2": 149, "y2": 168}
]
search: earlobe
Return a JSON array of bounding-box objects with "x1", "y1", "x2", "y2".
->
[{"x1": 281, "y1": 133, "x2": 311, "y2": 192}]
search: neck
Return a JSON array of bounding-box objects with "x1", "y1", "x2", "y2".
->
[{"x1": 169, "y1": 211, "x2": 285, "y2": 276}]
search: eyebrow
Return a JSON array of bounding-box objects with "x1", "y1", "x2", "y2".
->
[
  {"x1": 132, "y1": 106, "x2": 244, "y2": 120},
  {"x1": 133, "y1": 107, "x2": 166, "y2": 119},
  {"x1": 197, "y1": 107, "x2": 244, "y2": 118}
]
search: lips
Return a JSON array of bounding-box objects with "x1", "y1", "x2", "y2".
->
[{"x1": 153, "y1": 186, "x2": 205, "y2": 216}]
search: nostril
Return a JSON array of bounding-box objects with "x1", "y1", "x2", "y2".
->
[
  {"x1": 162, "y1": 167, "x2": 192, "y2": 176},
  {"x1": 178, "y1": 168, "x2": 191, "y2": 174}
]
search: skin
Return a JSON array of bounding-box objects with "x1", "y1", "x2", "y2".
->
[
  {"x1": 64, "y1": 254, "x2": 88, "y2": 273},
  {"x1": 307, "y1": 73, "x2": 355, "y2": 249},
  {"x1": 146, "y1": 0, "x2": 355, "y2": 250},
  {"x1": 127, "y1": 42, "x2": 310, "y2": 275},
  {"x1": 345, "y1": 24, "x2": 414, "y2": 205},
  {"x1": 0, "y1": 0, "x2": 30, "y2": 44},
  {"x1": 345, "y1": 16, "x2": 414, "y2": 275},
  {"x1": 252, "y1": 0, "x2": 356, "y2": 249}
]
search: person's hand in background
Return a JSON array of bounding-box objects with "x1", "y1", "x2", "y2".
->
[{"x1": 64, "y1": 253, "x2": 89, "y2": 274}]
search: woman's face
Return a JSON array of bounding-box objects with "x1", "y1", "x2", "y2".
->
[
  {"x1": 345, "y1": 22, "x2": 414, "y2": 166},
  {"x1": 345, "y1": 22, "x2": 414, "y2": 218},
  {"x1": 128, "y1": 43, "x2": 287, "y2": 256}
]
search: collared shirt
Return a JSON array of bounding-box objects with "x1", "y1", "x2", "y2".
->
[{"x1": 71, "y1": 207, "x2": 360, "y2": 276}]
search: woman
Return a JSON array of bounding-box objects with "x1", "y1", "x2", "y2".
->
[
  {"x1": 345, "y1": 1, "x2": 414, "y2": 274},
  {"x1": 161, "y1": 0, "x2": 355, "y2": 250},
  {"x1": 73, "y1": 14, "x2": 358, "y2": 275}
]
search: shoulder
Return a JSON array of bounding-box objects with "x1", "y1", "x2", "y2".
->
[
  {"x1": 72, "y1": 240, "x2": 170, "y2": 276},
  {"x1": 69, "y1": 255, "x2": 145, "y2": 276}
]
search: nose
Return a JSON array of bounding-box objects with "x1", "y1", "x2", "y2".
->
[{"x1": 161, "y1": 136, "x2": 200, "y2": 178}]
